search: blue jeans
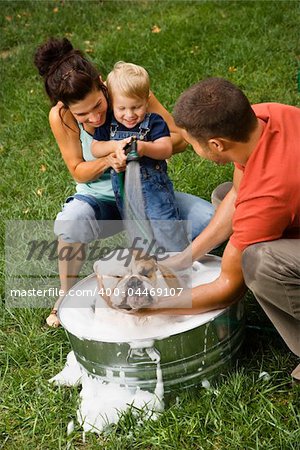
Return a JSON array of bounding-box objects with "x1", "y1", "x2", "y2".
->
[
  {"x1": 54, "y1": 195, "x2": 122, "y2": 243},
  {"x1": 111, "y1": 160, "x2": 191, "y2": 251},
  {"x1": 174, "y1": 191, "x2": 214, "y2": 240},
  {"x1": 54, "y1": 191, "x2": 214, "y2": 244}
]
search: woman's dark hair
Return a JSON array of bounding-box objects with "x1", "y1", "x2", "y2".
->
[
  {"x1": 34, "y1": 37, "x2": 108, "y2": 107},
  {"x1": 173, "y1": 77, "x2": 257, "y2": 143}
]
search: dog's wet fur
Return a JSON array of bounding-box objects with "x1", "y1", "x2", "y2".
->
[{"x1": 96, "y1": 249, "x2": 181, "y2": 312}]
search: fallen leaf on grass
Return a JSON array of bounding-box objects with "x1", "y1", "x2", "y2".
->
[
  {"x1": 151, "y1": 25, "x2": 161, "y2": 33},
  {"x1": 40, "y1": 164, "x2": 47, "y2": 173},
  {"x1": 53, "y1": 7, "x2": 59, "y2": 13},
  {"x1": 37, "y1": 189, "x2": 43, "y2": 196},
  {"x1": 0, "y1": 50, "x2": 12, "y2": 59},
  {"x1": 190, "y1": 45, "x2": 199, "y2": 54}
]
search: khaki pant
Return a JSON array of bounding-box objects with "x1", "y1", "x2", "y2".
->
[
  {"x1": 242, "y1": 240, "x2": 300, "y2": 358},
  {"x1": 212, "y1": 183, "x2": 300, "y2": 379}
]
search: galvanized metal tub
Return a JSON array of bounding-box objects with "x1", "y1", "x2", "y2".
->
[{"x1": 58, "y1": 255, "x2": 245, "y2": 397}]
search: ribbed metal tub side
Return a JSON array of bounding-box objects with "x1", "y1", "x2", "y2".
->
[{"x1": 64, "y1": 299, "x2": 245, "y2": 395}]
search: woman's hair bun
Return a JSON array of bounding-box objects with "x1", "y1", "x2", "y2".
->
[{"x1": 34, "y1": 37, "x2": 74, "y2": 77}]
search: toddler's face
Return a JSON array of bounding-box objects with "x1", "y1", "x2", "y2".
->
[{"x1": 112, "y1": 90, "x2": 148, "y2": 129}]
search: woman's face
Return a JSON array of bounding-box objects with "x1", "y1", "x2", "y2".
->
[{"x1": 68, "y1": 89, "x2": 108, "y2": 127}]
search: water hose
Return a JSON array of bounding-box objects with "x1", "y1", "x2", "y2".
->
[{"x1": 118, "y1": 137, "x2": 139, "y2": 199}]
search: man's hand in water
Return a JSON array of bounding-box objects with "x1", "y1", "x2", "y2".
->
[{"x1": 159, "y1": 244, "x2": 193, "y2": 272}]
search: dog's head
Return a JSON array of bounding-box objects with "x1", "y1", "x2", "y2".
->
[{"x1": 94, "y1": 249, "x2": 181, "y2": 312}]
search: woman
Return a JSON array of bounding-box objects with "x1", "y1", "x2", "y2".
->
[{"x1": 34, "y1": 37, "x2": 214, "y2": 327}]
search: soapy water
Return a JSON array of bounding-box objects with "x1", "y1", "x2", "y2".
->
[
  {"x1": 59, "y1": 257, "x2": 223, "y2": 342},
  {"x1": 51, "y1": 256, "x2": 224, "y2": 434}
]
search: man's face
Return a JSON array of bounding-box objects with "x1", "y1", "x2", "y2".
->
[{"x1": 182, "y1": 130, "x2": 230, "y2": 165}]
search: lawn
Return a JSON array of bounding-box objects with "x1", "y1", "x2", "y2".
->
[{"x1": 1, "y1": 1, "x2": 300, "y2": 449}]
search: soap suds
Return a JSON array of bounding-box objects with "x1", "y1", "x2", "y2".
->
[
  {"x1": 58, "y1": 257, "x2": 223, "y2": 343},
  {"x1": 50, "y1": 351, "x2": 164, "y2": 434}
]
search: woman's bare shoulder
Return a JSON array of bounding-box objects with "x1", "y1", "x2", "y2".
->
[
  {"x1": 49, "y1": 102, "x2": 63, "y2": 123},
  {"x1": 49, "y1": 102, "x2": 79, "y2": 136}
]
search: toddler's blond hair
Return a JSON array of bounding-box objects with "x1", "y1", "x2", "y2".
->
[{"x1": 106, "y1": 61, "x2": 150, "y2": 100}]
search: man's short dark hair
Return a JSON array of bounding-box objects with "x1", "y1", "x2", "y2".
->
[{"x1": 173, "y1": 77, "x2": 257, "y2": 143}]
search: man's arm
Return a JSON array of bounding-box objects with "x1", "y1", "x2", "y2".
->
[
  {"x1": 149, "y1": 241, "x2": 246, "y2": 314},
  {"x1": 141, "y1": 166, "x2": 246, "y2": 315},
  {"x1": 168, "y1": 167, "x2": 243, "y2": 270}
]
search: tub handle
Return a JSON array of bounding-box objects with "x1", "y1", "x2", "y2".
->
[{"x1": 127, "y1": 346, "x2": 161, "y2": 366}]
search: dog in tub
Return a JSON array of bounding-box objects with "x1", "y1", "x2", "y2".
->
[{"x1": 93, "y1": 248, "x2": 190, "y2": 313}]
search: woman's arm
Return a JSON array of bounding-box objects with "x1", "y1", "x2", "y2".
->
[
  {"x1": 49, "y1": 105, "x2": 111, "y2": 183},
  {"x1": 147, "y1": 92, "x2": 188, "y2": 154}
]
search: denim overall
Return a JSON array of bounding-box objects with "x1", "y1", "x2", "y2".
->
[{"x1": 110, "y1": 114, "x2": 190, "y2": 251}]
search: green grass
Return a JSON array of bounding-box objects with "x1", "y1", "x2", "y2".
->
[{"x1": 1, "y1": 0, "x2": 300, "y2": 448}]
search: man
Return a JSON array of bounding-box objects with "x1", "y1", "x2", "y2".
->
[{"x1": 155, "y1": 78, "x2": 300, "y2": 381}]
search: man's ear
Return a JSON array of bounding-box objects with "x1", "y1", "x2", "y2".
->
[{"x1": 208, "y1": 138, "x2": 231, "y2": 152}]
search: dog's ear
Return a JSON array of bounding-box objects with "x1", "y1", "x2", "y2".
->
[
  {"x1": 157, "y1": 264, "x2": 181, "y2": 289},
  {"x1": 96, "y1": 274, "x2": 114, "y2": 308},
  {"x1": 138, "y1": 261, "x2": 156, "y2": 280},
  {"x1": 131, "y1": 249, "x2": 157, "y2": 280}
]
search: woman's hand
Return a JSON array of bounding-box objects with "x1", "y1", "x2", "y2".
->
[
  {"x1": 106, "y1": 153, "x2": 126, "y2": 173},
  {"x1": 115, "y1": 138, "x2": 131, "y2": 164}
]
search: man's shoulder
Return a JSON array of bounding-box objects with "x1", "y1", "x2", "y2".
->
[{"x1": 252, "y1": 102, "x2": 300, "y2": 117}]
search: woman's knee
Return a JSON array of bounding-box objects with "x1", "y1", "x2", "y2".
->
[{"x1": 54, "y1": 199, "x2": 100, "y2": 243}]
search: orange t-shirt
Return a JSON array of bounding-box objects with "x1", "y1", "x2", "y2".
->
[{"x1": 230, "y1": 103, "x2": 300, "y2": 251}]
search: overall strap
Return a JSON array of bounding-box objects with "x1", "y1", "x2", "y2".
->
[
  {"x1": 138, "y1": 113, "x2": 151, "y2": 140},
  {"x1": 110, "y1": 117, "x2": 119, "y2": 138}
]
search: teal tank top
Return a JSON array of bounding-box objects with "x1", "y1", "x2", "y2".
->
[{"x1": 75, "y1": 123, "x2": 115, "y2": 202}]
